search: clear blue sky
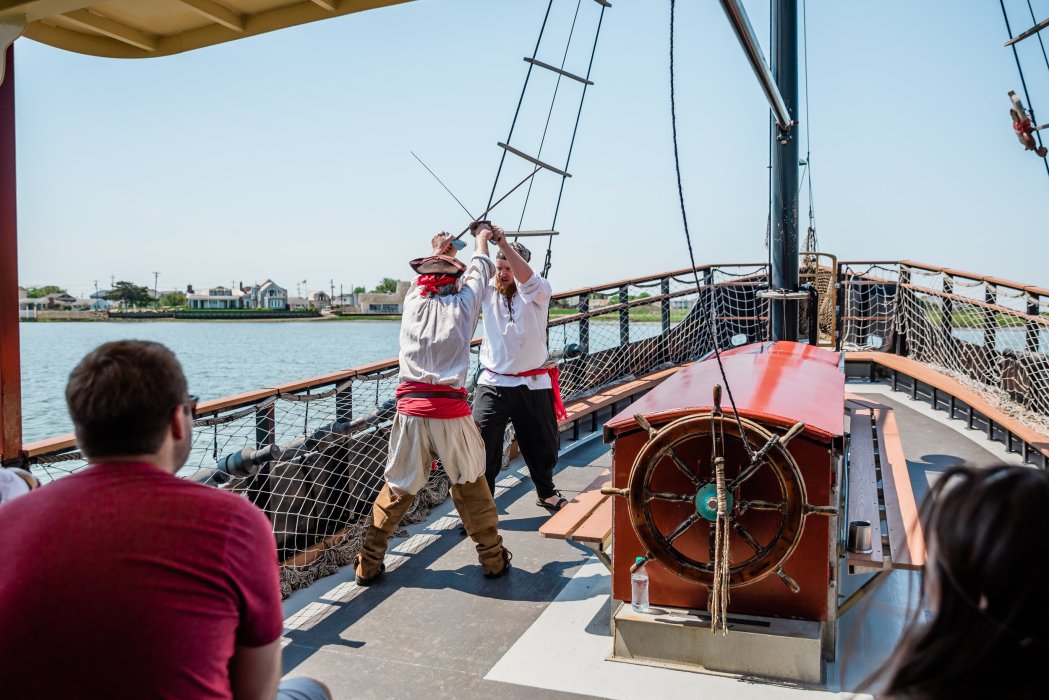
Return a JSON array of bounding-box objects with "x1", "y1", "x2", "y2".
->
[{"x1": 12, "y1": 0, "x2": 1049, "y2": 297}]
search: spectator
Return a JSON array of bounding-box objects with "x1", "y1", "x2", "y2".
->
[
  {"x1": 870, "y1": 464, "x2": 1049, "y2": 699},
  {"x1": 0, "y1": 340, "x2": 329, "y2": 699}
]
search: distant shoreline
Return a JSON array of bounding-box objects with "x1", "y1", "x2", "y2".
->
[{"x1": 20, "y1": 313, "x2": 402, "y2": 323}]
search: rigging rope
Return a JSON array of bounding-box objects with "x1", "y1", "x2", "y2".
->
[
  {"x1": 1026, "y1": 0, "x2": 1049, "y2": 77},
  {"x1": 668, "y1": 0, "x2": 758, "y2": 457},
  {"x1": 999, "y1": 0, "x2": 1049, "y2": 181},
  {"x1": 801, "y1": 0, "x2": 817, "y2": 251}
]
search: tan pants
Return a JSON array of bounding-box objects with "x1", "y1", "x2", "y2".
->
[{"x1": 384, "y1": 414, "x2": 486, "y2": 495}]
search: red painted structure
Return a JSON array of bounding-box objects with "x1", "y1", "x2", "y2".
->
[
  {"x1": 605, "y1": 341, "x2": 844, "y2": 620},
  {"x1": 0, "y1": 45, "x2": 20, "y2": 464}
]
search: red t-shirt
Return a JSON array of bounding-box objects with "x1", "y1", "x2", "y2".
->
[{"x1": 0, "y1": 461, "x2": 283, "y2": 699}]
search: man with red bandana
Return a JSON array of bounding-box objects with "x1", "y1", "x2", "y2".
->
[
  {"x1": 473, "y1": 226, "x2": 569, "y2": 513},
  {"x1": 354, "y1": 225, "x2": 512, "y2": 585}
]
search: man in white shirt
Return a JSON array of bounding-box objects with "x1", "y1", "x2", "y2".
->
[
  {"x1": 355, "y1": 227, "x2": 512, "y2": 585},
  {"x1": 473, "y1": 227, "x2": 568, "y2": 512}
]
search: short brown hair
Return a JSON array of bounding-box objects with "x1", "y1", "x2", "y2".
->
[{"x1": 65, "y1": 340, "x2": 189, "y2": 458}]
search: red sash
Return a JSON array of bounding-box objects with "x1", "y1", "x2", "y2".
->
[
  {"x1": 395, "y1": 381, "x2": 471, "y2": 418},
  {"x1": 490, "y1": 367, "x2": 568, "y2": 422}
]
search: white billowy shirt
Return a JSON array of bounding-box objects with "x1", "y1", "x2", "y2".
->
[
  {"x1": 478, "y1": 270, "x2": 553, "y2": 390},
  {"x1": 398, "y1": 252, "x2": 494, "y2": 389}
]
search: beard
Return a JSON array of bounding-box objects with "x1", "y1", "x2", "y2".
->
[{"x1": 496, "y1": 279, "x2": 517, "y2": 299}]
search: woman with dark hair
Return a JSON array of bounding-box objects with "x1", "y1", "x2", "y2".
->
[{"x1": 872, "y1": 464, "x2": 1049, "y2": 699}]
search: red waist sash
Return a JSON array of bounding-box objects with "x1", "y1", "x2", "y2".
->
[
  {"x1": 395, "y1": 381, "x2": 471, "y2": 418},
  {"x1": 487, "y1": 367, "x2": 568, "y2": 422}
]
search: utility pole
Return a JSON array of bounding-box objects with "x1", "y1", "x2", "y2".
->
[
  {"x1": 153, "y1": 271, "x2": 160, "y2": 308},
  {"x1": 330, "y1": 279, "x2": 335, "y2": 308}
]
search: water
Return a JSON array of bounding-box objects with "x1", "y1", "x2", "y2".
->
[
  {"x1": 19, "y1": 321, "x2": 403, "y2": 444},
  {"x1": 952, "y1": 326, "x2": 1049, "y2": 353}
]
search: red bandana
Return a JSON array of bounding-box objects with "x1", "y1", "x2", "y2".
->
[{"x1": 417, "y1": 274, "x2": 458, "y2": 297}]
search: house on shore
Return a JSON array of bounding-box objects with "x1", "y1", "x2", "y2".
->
[
  {"x1": 356, "y1": 281, "x2": 411, "y2": 314},
  {"x1": 242, "y1": 280, "x2": 289, "y2": 310},
  {"x1": 186, "y1": 285, "x2": 246, "y2": 310}
]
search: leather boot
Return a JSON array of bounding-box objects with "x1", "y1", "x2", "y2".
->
[
  {"x1": 450, "y1": 477, "x2": 512, "y2": 578},
  {"x1": 355, "y1": 484, "x2": 415, "y2": 585}
]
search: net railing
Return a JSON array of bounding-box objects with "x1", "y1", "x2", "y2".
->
[
  {"x1": 23, "y1": 262, "x2": 774, "y2": 595},
  {"x1": 894, "y1": 262, "x2": 1049, "y2": 435}
]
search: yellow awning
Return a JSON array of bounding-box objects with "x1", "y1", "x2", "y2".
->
[{"x1": 1, "y1": 0, "x2": 417, "y2": 59}]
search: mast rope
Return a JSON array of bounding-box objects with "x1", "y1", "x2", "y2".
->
[
  {"x1": 800, "y1": 0, "x2": 817, "y2": 252},
  {"x1": 1026, "y1": 0, "x2": 1049, "y2": 76},
  {"x1": 668, "y1": 0, "x2": 757, "y2": 465},
  {"x1": 999, "y1": 0, "x2": 1049, "y2": 181}
]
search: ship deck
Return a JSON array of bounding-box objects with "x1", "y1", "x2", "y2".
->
[{"x1": 277, "y1": 379, "x2": 1023, "y2": 699}]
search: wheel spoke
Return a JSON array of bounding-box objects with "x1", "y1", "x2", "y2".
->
[
  {"x1": 728, "y1": 454, "x2": 767, "y2": 489},
  {"x1": 646, "y1": 491, "x2": 695, "y2": 504},
  {"x1": 731, "y1": 521, "x2": 764, "y2": 554},
  {"x1": 738, "y1": 499, "x2": 786, "y2": 513},
  {"x1": 708, "y1": 521, "x2": 717, "y2": 562},
  {"x1": 665, "y1": 512, "x2": 702, "y2": 544},
  {"x1": 663, "y1": 447, "x2": 702, "y2": 487}
]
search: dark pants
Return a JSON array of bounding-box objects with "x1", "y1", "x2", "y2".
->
[{"x1": 473, "y1": 384, "x2": 559, "y2": 500}]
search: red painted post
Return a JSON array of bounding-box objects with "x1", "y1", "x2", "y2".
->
[{"x1": 0, "y1": 44, "x2": 21, "y2": 463}]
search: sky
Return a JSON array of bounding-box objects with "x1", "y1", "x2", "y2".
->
[{"x1": 11, "y1": 0, "x2": 1049, "y2": 298}]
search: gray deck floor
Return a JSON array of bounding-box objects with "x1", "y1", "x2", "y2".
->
[{"x1": 279, "y1": 380, "x2": 1016, "y2": 699}]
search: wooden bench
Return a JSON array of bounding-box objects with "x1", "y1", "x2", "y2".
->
[
  {"x1": 845, "y1": 351, "x2": 1049, "y2": 467},
  {"x1": 839, "y1": 393, "x2": 926, "y2": 616},
  {"x1": 558, "y1": 365, "x2": 683, "y2": 441},
  {"x1": 539, "y1": 469, "x2": 613, "y2": 570}
]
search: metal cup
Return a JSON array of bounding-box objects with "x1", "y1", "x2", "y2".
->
[{"x1": 847, "y1": 520, "x2": 873, "y2": 554}]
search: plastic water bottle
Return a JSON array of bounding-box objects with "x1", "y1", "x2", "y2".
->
[{"x1": 631, "y1": 556, "x2": 649, "y2": 613}]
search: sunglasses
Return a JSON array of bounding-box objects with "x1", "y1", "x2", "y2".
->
[{"x1": 184, "y1": 395, "x2": 199, "y2": 420}]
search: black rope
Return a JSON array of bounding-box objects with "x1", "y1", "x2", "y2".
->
[
  {"x1": 669, "y1": 0, "x2": 755, "y2": 457},
  {"x1": 484, "y1": 0, "x2": 556, "y2": 211},
  {"x1": 1000, "y1": 0, "x2": 1049, "y2": 181},
  {"x1": 544, "y1": 3, "x2": 608, "y2": 278},
  {"x1": 801, "y1": 0, "x2": 816, "y2": 249},
  {"x1": 1027, "y1": 0, "x2": 1049, "y2": 76},
  {"x1": 516, "y1": 0, "x2": 584, "y2": 234}
]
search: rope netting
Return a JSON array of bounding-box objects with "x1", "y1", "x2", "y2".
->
[
  {"x1": 894, "y1": 265, "x2": 1049, "y2": 435},
  {"x1": 26, "y1": 264, "x2": 773, "y2": 595},
  {"x1": 839, "y1": 263, "x2": 900, "y2": 352}
]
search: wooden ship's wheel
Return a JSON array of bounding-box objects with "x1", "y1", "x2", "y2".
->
[{"x1": 605, "y1": 388, "x2": 836, "y2": 593}]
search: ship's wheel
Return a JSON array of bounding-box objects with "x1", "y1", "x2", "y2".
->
[{"x1": 604, "y1": 391, "x2": 835, "y2": 593}]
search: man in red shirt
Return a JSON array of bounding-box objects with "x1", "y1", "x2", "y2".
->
[{"x1": 0, "y1": 340, "x2": 328, "y2": 699}]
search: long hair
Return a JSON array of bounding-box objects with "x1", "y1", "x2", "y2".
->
[{"x1": 871, "y1": 464, "x2": 1049, "y2": 699}]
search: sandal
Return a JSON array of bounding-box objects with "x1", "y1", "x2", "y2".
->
[{"x1": 537, "y1": 492, "x2": 568, "y2": 512}]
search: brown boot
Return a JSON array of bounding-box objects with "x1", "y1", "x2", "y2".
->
[
  {"x1": 450, "y1": 477, "x2": 512, "y2": 578},
  {"x1": 354, "y1": 484, "x2": 415, "y2": 585}
]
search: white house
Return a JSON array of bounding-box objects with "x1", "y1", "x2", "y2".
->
[
  {"x1": 243, "y1": 279, "x2": 288, "y2": 310},
  {"x1": 186, "y1": 285, "x2": 246, "y2": 310}
]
